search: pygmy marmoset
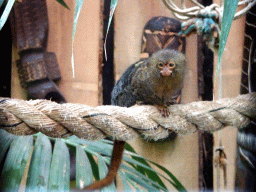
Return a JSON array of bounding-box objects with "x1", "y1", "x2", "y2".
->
[{"x1": 84, "y1": 49, "x2": 186, "y2": 190}]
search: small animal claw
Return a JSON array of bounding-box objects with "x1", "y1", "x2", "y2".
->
[{"x1": 156, "y1": 105, "x2": 170, "y2": 117}]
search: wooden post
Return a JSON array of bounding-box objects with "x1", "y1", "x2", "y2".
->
[
  {"x1": 46, "y1": 0, "x2": 104, "y2": 106},
  {"x1": 212, "y1": 0, "x2": 246, "y2": 191},
  {"x1": 114, "y1": 0, "x2": 199, "y2": 190}
]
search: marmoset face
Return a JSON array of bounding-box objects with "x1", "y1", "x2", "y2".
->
[{"x1": 149, "y1": 49, "x2": 186, "y2": 78}]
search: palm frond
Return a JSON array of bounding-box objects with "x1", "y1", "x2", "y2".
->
[
  {"x1": 76, "y1": 145, "x2": 93, "y2": 189},
  {"x1": 1, "y1": 135, "x2": 33, "y2": 191},
  {"x1": 26, "y1": 133, "x2": 52, "y2": 192},
  {"x1": 48, "y1": 138, "x2": 70, "y2": 191},
  {"x1": 0, "y1": 130, "x2": 186, "y2": 191},
  {"x1": 56, "y1": 0, "x2": 69, "y2": 9}
]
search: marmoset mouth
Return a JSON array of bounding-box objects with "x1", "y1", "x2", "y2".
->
[{"x1": 160, "y1": 70, "x2": 173, "y2": 77}]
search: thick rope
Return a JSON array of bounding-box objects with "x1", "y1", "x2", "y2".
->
[{"x1": 0, "y1": 93, "x2": 255, "y2": 141}]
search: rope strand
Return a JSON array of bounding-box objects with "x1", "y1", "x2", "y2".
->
[{"x1": 0, "y1": 93, "x2": 255, "y2": 141}]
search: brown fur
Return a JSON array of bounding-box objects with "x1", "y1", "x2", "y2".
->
[{"x1": 83, "y1": 141, "x2": 126, "y2": 191}]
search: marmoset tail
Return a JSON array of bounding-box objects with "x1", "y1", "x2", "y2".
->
[{"x1": 84, "y1": 49, "x2": 186, "y2": 190}]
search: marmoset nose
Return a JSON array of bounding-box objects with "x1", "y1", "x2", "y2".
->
[{"x1": 160, "y1": 66, "x2": 173, "y2": 76}]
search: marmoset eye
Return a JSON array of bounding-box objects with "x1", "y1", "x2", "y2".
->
[
  {"x1": 168, "y1": 63, "x2": 175, "y2": 67},
  {"x1": 158, "y1": 62, "x2": 164, "y2": 68}
]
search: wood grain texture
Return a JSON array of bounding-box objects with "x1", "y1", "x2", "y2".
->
[
  {"x1": 114, "y1": 0, "x2": 199, "y2": 190},
  {"x1": 46, "y1": 0, "x2": 103, "y2": 106}
]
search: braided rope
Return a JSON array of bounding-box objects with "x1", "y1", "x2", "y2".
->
[
  {"x1": 0, "y1": 93, "x2": 255, "y2": 141},
  {"x1": 161, "y1": 0, "x2": 256, "y2": 21},
  {"x1": 161, "y1": 0, "x2": 256, "y2": 51}
]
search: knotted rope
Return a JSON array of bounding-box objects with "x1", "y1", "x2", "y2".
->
[
  {"x1": 0, "y1": 93, "x2": 255, "y2": 141},
  {"x1": 161, "y1": 0, "x2": 256, "y2": 51},
  {"x1": 161, "y1": 0, "x2": 256, "y2": 21}
]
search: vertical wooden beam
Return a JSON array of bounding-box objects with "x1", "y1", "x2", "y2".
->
[
  {"x1": 98, "y1": 0, "x2": 104, "y2": 105},
  {"x1": 0, "y1": 21, "x2": 11, "y2": 98},
  {"x1": 46, "y1": 0, "x2": 103, "y2": 106},
  {"x1": 212, "y1": 0, "x2": 246, "y2": 190},
  {"x1": 114, "y1": 0, "x2": 199, "y2": 190},
  {"x1": 198, "y1": 130, "x2": 214, "y2": 190},
  {"x1": 197, "y1": 1, "x2": 214, "y2": 190},
  {"x1": 102, "y1": 0, "x2": 115, "y2": 105}
]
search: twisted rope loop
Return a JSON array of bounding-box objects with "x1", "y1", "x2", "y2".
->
[
  {"x1": 0, "y1": 93, "x2": 255, "y2": 141},
  {"x1": 162, "y1": 0, "x2": 256, "y2": 51},
  {"x1": 162, "y1": 0, "x2": 256, "y2": 21}
]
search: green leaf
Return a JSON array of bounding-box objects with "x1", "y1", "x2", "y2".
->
[
  {"x1": 64, "y1": 138, "x2": 185, "y2": 191},
  {"x1": 26, "y1": 133, "x2": 52, "y2": 192},
  {"x1": 86, "y1": 143, "x2": 112, "y2": 156},
  {"x1": 124, "y1": 142, "x2": 166, "y2": 189},
  {"x1": 216, "y1": 0, "x2": 239, "y2": 98},
  {"x1": 104, "y1": 0, "x2": 119, "y2": 59},
  {"x1": 1, "y1": 135, "x2": 33, "y2": 192},
  {"x1": 105, "y1": 0, "x2": 118, "y2": 39},
  {"x1": 86, "y1": 152, "x2": 100, "y2": 181},
  {"x1": 56, "y1": 0, "x2": 69, "y2": 9},
  {"x1": 119, "y1": 170, "x2": 133, "y2": 192},
  {"x1": 67, "y1": 137, "x2": 113, "y2": 155},
  {"x1": 149, "y1": 161, "x2": 187, "y2": 191},
  {"x1": 71, "y1": 0, "x2": 85, "y2": 77},
  {"x1": 48, "y1": 139, "x2": 70, "y2": 191},
  {"x1": 122, "y1": 173, "x2": 146, "y2": 192},
  {"x1": 124, "y1": 142, "x2": 145, "y2": 173},
  {"x1": 72, "y1": 0, "x2": 84, "y2": 41},
  {"x1": 121, "y1": 163, "x2": 168, "y2": 191},
  {"x1": 64, "y1": 138, "x2": 100, "y2": 187},
  {"x1": 0, "y1": 0, "x2": 15, "y2": 31},
  {"x1": 0, "y1": 0, "x2": 4, "y2": 8},
  {"x1": 97, "y1": 156, "x2": 108, "y2": 179},
  {"x1": 97, "y1": 157, "x2": 116, "y2": 192},
  {"x1": 76, "y1": 145, "x2": 93, "y2": 189},
  {"x1": 122, "y1": 152, "x2": 186, "y2": 191},
  {"x1": 125, "y1": 172, "x2": 157, "y2": 192},
  {"x1": 64, "y1": 137, "x2": 110, "y2": 158},
  {"x1": 0, "y1": 130, "x2": 16, "y2": 164}
]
